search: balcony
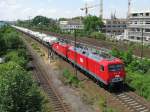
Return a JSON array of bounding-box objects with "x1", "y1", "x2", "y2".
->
[
  {"x1": 130, "y1": 16, "x2": 150, "y2": 19},
  {"x1": 128, "y1": 24, "x2": 150, "y2": 29},
  {"x1": 128, "y1": 31, "x2": 150, "y2": 37}
]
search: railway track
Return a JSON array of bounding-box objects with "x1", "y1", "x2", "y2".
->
[
  {"x1": 22, "y1": 31, "x2": 150, "y2": 112},
  {"x1": 113, "y1": 92, "x2": 150, "y2": 112},
  {"x1": 24, "y1": 38, "x2": 71, "y2": 112}
]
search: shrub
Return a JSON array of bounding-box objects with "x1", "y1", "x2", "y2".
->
[
  {"x1": 90, "y1": 32, "x2": 106, "y2": 40},
  {"x1": 0, "y1": 62, "x2": 46, "y2": 112},
  {"x1": 5, "y1": 51, "x2": 28, "y2": 68},
  {"x1": 63, "y1": 69, "x2": 80, "y2": 87}
]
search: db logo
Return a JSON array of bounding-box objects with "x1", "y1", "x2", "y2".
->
[
  {"x1": 80, "y1": 58, "x2": 84, "y2": 63},
  {"x1": 115, "y1": 75, "x2": 120, "y2": 78}
]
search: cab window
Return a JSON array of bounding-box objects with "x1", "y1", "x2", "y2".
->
[
  {"x1": 100, "y1": 65, "x2": 104, "y2": 72},
  {"x1": 108, "y1": 64, "x2": 123, "y2": 72}
]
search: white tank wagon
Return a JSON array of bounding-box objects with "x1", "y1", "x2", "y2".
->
[
  {"x1": 43, "y1": 36, "x2": 58, "y2": 46},
  {"x1": 11, "y1": 26, "x2": 58, "y2": 46}
]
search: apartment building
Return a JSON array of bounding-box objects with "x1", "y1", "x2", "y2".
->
[
  {"x1": 124, "y1": 11, "x2": 150, "y2": 43},
  {"x1": 104, "y1": 18, "x2": 127, "y2": 35}
]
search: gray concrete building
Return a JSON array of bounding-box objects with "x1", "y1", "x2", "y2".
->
[
  {"x1": 124, "y1": 11, "x2": 150, "y2": 43},
  {"x1": 103, "y1": 18, "x2": 127, "y2": 36}
]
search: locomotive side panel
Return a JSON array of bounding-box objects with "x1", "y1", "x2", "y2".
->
[{"x1": 87, "y1": 58, "x2": 109, "y2": 85}]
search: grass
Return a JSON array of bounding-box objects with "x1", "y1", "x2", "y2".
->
[{"x1": 63, "y1": 69, "x2": 80, "y2": 87}]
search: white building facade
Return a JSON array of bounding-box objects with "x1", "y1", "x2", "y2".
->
[
  {"x1": 125, "y1": 11, "x2": 150, "y2": 43},
  {"x1": 59, "y1": 20, "x2": 84, "y2": 32}
]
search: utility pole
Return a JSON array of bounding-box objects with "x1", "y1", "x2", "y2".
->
[
  {"x1": 127, "y1": 0, "x2": 132, "y2": 45},
  {"x1": 28, "y1": 16, "x2": 31, "y2": 28},
  {"x1": 100, "y1": 0, "x2": 103, "y2": 19},
  {"x1": 128, "y1": 0, "x2": 131, "y2": 19},
  {"x1": 141, "y1": 28, "x2": 144, "y2": 60},
  {"x1": 74, "y1": 29, "x2": 78, "y2": 78}
]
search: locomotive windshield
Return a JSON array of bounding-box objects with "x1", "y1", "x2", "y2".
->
[{"x1": 108, "y1": 64, "x2": 123, "y2": 72}]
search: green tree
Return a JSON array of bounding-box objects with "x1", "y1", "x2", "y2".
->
[
  {"x1": 83, "y1": 15, "x2": 103, "y2": 33},
  {"x1": 5, "y1": 51, "x2": 28, "y2": 67},
  {"x1": 0, "y1": 62, "x2": 45, "y2": 112},
  {"x1": 4, "y1": 32, "x2": 22, "y2": 49},
  {"x1": 32, "y1": 16, "x2": 50, "y2": 26}
]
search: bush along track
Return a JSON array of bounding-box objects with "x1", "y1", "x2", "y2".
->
[{"x1": 0, "y1": 26, "x2": 50, "y2": 112}]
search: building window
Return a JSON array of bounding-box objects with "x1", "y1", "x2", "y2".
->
[
  {"x1": 137, "y1": 37, "x2": 141, "y2": 40},
  {"x1": 146, "y1": 21, "x2": 150, "y2": 24},
  {"x1": 145, "y1": 29, "x2": 150, "y2": 32},
  {"x1": 137, "y1": 28, "x2": 140, "y2": 32},
  {"x1": 132, "y1": 13, "x2": 138, "y2": 17},
  {"x1": 134, "y1": 21, "x2": 137, "y2": 24},
  {"x1": 146, "y1": 13, "x2": 149, "y2": 16},
  {"x1": 140, "y1": 13, "x2": 143, "y2": 16},
  {"x1": 129, "y1": 36, "x2": 134, "y2": 39}
]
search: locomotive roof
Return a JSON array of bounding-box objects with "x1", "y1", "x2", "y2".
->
[{"x1": 70, "y1": 46, "x2": 116, "y2": 62}]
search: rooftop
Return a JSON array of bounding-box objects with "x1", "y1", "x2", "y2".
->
[{"x1": 70, "y1": 45, "x2": 115, "y2": 62}]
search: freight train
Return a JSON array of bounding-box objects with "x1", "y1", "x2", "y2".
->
[{"x1": 12, "y1": 26, "x2": 126, "y2": 86}]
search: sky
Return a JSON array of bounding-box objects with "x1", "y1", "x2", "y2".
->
[{"x1": 0, "y1": 0, "x2": 150, "y2": 21}]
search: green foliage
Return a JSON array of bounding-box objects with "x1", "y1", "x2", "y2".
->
[
  {"x1": 4, "y1": 31, "x2": 22, "y2": 49},
  {"x1": 90, "y1": 32, "x2": 106, "y2": 40},
  {"x1": 83, "y1": 15, "x2": 103, "y2": 33},
  {"x1": 0, "y1": 26, "x2": 23, "y2": 53},
  {"x1": 128, "y1": 58, "x2": 150, "y2": 74},
  {"x1": 0, "y1": 62, "x2": 45, "y2": 112},
  {"x1": 5, "y1": 50, "x2": 28, "y2": 68},
  {"x1": 126, "y1": 71, "x2": 150, "y2": 101},
  {"x1": 0, "y1": 34, "x2": 6, "y2": 54},
  {"x1": 63, "y1": 69, "x2": 80, "y2": 87},
  {"x1": 32, "y1": 16, "x2": 50, "y2": 26},
  {"x1": 0, "y1": 26, "x2": 48, "y2": 112},
  {"x1": 110, "y1": 48, "x2": 133, "y2": 66}
]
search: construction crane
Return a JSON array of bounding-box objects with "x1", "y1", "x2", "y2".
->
[
  {"x1": 100, "y1": 0, "x2": 103, "y2": 19},
  {"x1": 81, "y1": 0, "x2": 103, "y2": 19},
  {"x1": 80, "y1": 3, "x2": 99, "y2": 16},
  {"x1": 128, "y1": 0, "x2": 132, "y2": 18}
]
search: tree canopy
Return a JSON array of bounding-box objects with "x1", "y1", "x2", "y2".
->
[
  {"x1": 0, "y1": 26, "x2": 47, "y2": 112},
  {"x1": 0, "y1": 62, "x2": 45, "y2": 112},
  {"x1": 32, "y1": 16, "x2": 50, "y2": 26},
  {"x1": 83, "y1": 15, "x2": 104, "y2": 33}
]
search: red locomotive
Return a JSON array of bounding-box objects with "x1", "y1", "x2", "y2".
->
[{"x1": 52, "y1": 40, "x2": 126, "y2": 86}]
